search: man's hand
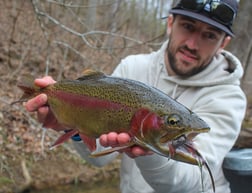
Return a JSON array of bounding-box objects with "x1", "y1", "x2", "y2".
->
[
  {"x1": 99, "y1": 132, "x2": 153, "y2": 158},
  {"x1": 25, "y1": 76, "x2": 65, "y2": 131}
]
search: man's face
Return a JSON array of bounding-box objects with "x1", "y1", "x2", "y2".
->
[{"x1": 166, "y1": 15, "x2": 230, "y2": 77}]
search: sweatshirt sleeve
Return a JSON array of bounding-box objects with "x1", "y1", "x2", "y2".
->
[
  {"x1": 134, "y1": 85, "x2": 246, "y2": 193},
  {"x1": 192, "y1": 85, "x2": 247, "y2": 170}
]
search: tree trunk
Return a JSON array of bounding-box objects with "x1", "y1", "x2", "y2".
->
[
  {"x1": 227, "y1": 1, "x2": 252, "y2": 96},
  {"x1": 86, "y1": 0, "x2": 97, "y2": 30}
]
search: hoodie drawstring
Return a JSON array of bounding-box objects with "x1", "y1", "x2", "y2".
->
[{"x1": 172, "y1": 84, "x2": 178, "y2": 99}]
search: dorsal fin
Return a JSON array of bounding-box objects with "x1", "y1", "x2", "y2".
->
[{"x1": 77, "y1": 69, "x2": 105, "y2": 81}]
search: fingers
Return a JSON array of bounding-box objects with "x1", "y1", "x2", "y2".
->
[
  {"x1": 99, "y1": 134, "x2": 107, "y2": 147},
  {"x1": 25, "y1": 76, "x2": 55, "y2": 112},
  {"x1": 117, "y1": 133, "x2": 131, "y2": 145},
  {"x1": 37, "y1": 106, "x2": 50, "y2": 123},
  {"x1": 25, "y1": 94, "x2": 48, "y2": 112},
  {"x1": 130, "y1": 146, "x2": 152, "y2": 157},
  {"x1": 34, "y1": 76, "x2": 56, "y2": 87},
  {"x1": 25, "y1": 76, "x2": 61, "y2": 129},
  {"x1": 100, "y1": 132, "x2": 131, "y2": 147},
  {"x1": 99, "y1": 132, "x2": 153, "y2": 158},
  {"x1": 100, "y1": 132, "x2": 119, "y2": 147}
]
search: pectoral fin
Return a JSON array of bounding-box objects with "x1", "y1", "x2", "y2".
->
[{"x1": 90, "y1": 141, "x2": 135, "y2": 157}]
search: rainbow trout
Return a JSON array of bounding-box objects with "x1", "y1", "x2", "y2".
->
[{"x1": 14, "y1": 70, "x2": 215, "y2": 191}]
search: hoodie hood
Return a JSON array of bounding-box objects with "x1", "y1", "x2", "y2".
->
[{"x1": 155, "y1": 41, "x2": 244, "y2": 88}]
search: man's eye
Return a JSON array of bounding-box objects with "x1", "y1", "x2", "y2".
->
[
  {"x1": 203, "y1": 32, "x2": 218, "y2": 41},
  {"x1": 182, "y1": 23, "x2": 195, "y2": 32}
]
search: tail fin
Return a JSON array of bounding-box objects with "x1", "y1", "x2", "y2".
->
[{"x1": 11, "y1": 75, "x2": 38, "y2": 105}]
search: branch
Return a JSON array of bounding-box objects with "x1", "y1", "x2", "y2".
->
[
  {"x1": 53, "y1": 40, "x2": 88, "y2": 61},
  {"x1": 46, "y1": 0, "x2": 118, "y2": 8},
  {"x1": 81, "y1": 31, "x2": 144, "y2": 49},
  {"x1": 31, "y1": 1, "x2": 155, "y2": 50}
]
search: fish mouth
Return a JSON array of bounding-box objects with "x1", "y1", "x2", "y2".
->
[
  {"x1": 166, "y1": 135, "x2": 216, "y2": 192},
  {"x1": 187, "y1": 127, "x2": 209, "y2": 140},
  {"x1": 151, "y1": 126, "x2": 209, "y2": 162},
  {"x1": 151, "y1": 134, "x2": 203, "y2": 165},
  {"x1": 169, "y1": 137, "x2": 204, "y2": 165},
  {"x1": 159, "y1": 126, "x2": 210, "y2": 144},
  {"x1": 162, "y1": 134, "x2": 204, "y2": 165}
]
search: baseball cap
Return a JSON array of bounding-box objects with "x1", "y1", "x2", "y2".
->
[{"x1": 168, "y1": 0, "x2": 238, "y2": 37}]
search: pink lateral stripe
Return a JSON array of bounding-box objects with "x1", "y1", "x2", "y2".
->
[{"x1": 52, "y1": 90, "x2": 132, "y2": 111}]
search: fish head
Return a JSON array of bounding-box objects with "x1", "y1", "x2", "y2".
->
[
  {"x1": 158, "y1": 112, "x2": 210, "y2": 143},
  {"x1": 131, "y1": 109, "x2": 210, "y2": 165},
  {"x1": 156, "y1": 112, "x2": 209, "y2": 164}
]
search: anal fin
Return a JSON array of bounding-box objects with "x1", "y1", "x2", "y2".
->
[
  {"x1": 79, "y1": 134, "x2": 97, "y2": 152},
  {"x1": 50, "y1": 129, "x2": 79, "y2": 149}
]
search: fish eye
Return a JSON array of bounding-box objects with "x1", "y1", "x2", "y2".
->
[{"x1": 166, "y1": 114, "x2": 181, "y2": 126}]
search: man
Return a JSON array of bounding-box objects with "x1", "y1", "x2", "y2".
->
[{"x1": 25, "y1": 0, "x2": 246, "y2": 192}]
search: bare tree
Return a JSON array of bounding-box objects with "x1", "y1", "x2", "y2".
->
[
  {"x1": 86, "y1": 0, "x2": 97, "y2": 30},
  {"x1": 27, "y1": 0, "x2": 170, "y2": 74},
  {"x1": 227, "y1": 1, "x2": 252, "y2": 96}
]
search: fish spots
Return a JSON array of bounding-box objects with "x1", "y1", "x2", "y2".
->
[{"x1": 52, "y1": 90, "x2": 132, "y2": 112}]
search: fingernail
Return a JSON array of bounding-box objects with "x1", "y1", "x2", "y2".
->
[{"x1": 39, "y1": 94, "x2": 47, "y2": 103}]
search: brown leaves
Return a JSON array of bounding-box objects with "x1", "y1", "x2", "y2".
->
[{"x1": 0, "y1": 106, "x2": 51, "y2": 154}]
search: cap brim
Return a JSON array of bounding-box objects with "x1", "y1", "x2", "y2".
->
[{"x1": 169, "y1": 9, "x2": 234, "y2": 37}]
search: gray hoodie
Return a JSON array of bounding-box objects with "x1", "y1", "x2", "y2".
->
[{"x1": 73, "y1": 41, "x2": 246, "y2": 193}]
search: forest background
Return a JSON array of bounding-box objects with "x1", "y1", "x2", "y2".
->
[{"x1": 0, "y1": 0, "x2": 251, "y2": 193}]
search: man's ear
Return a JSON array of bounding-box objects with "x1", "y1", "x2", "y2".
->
[
  {"x1": 167, "y1": 15, "x2": 174, "y2": 36},
  {"x1": 217, "y1": 36, "x2": 231, "y2": 54}
]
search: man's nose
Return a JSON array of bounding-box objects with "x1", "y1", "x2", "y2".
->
[{"x1": 185, "y1": 33, "x2": 200, "y2": 50}]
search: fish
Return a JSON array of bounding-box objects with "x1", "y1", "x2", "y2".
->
[{"x1": 13, "y1": 70, "x2": 215, "y2": 191}]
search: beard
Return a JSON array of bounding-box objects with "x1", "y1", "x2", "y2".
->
[{"x1": 166, "y1": 41, "x2": 210, "y2": 77}]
